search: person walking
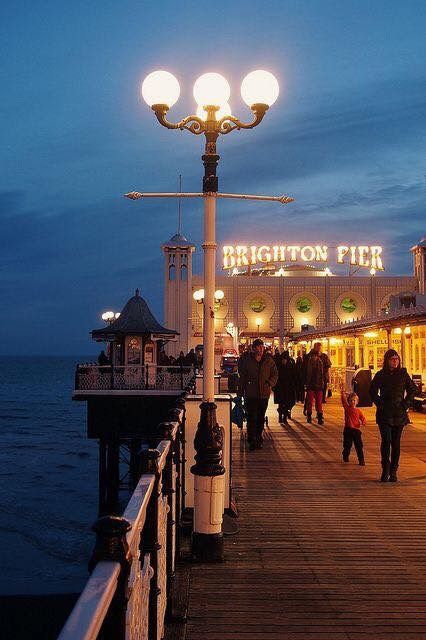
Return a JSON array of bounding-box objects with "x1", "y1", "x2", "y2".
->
[
  {"x1": 340, "y1": 383, "x2": 366, "y2": 465},
  {"x1": 305, "y1": 348, "x2": 325, "y2": 424},
  {"x1": 370, "y1": 349, "x2": 417, "y2": 482},
  {"x1": 295, "y1": 355, "x2": 305, "y2": 403},
  {"x1": 274, "y1": 351, "x2": 297, "y2": 424},
  {"x1": 318, "y1": 344, "x2": 332, "y2": 403},
  {"x1": 238, "y1": 338, "x2": 278, "y2": 450}
]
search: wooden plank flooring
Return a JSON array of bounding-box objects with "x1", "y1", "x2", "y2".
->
[{"x1": 174, "y1": 398, "x2": 426, "y2": 639}]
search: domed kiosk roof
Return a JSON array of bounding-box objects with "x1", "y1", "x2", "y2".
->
[
  {"x1": 162, "y1": 232, "x2": 195, "y2": 249},
  {"x1": 92, "y1": 289, "x2": 178, "y2": 340}
]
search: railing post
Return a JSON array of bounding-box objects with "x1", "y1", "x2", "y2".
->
[
  {"x1": 158, "y1": 422, "x2": 177, "y2": 602},
  {"x1": 168, "y1": 408, "x2": 185, "y2": 557},
  {"x1": 174, "y1": 401, "x2": 187, "y2": 513},
  {"x1": 88, "y1": 515, "x2": 132, "y2": 640},
  {"x1": 141, "y1": 449, "x2": 163, "y2": 640}
]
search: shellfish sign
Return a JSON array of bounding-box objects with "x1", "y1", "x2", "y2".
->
[{"x1": 222, "y1": 245, "x2": 384, "y2": 270}]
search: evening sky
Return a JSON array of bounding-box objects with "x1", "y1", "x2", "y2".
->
[{"x1": 1, "y1": 0, "x2": 425, "y2": 354}]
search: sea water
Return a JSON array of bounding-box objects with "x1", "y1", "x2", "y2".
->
[{"x1": 0, "y1": 357, "x2": 98, "y2": 595}]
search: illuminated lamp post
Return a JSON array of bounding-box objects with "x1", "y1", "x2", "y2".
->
[
  {"x1": 255, "y1": 316, "x2": 262, "y2": 336},
  {"x1": 403, "y1": 326, "x2": 412, "y2": 372},
  {"x1": 138, "y1": 68, "x2": 287, "y2": 562},
  {"x1": 370, "y1": 267, "x2": 376, "y2": 317},
  {"x1": 101, "y1": 311, "x2": 121, "y2": 325}
]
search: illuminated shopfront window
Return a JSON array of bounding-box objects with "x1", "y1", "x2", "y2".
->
[
  {"x1": 296, "y1": 297, "x2": 312, "y2": 313},
  {"x1": 127, "y1": 337, "x2": 142, "y2": 364},
  {"x1": 250, "y1": 296, "x2": 266, "y2": 313}
]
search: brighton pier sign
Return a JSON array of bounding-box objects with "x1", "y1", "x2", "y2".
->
[{"x1": 222, "y1": 244, "x2": 384, "y2": 270}]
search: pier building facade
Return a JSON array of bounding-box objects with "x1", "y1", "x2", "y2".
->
[{"x1": 163, "y1": 236, "x2": 426, "y2": 381}]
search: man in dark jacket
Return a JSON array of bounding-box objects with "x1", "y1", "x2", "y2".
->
[
  {"x1": 238, "y1": 339, "x2": 278, "y2": 450},
  {"x1": 370, "y1": 348, "x2": 417, "y2": 482}
]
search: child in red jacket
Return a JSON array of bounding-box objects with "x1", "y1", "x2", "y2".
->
[{"x1": 340, "y1": 383, "x2": 366, "y2": 465}]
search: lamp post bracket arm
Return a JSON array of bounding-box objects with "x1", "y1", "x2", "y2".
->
[
  {"x1": 216, "y1": 193, "x2": 294, "y2": 204},
  {"x1": 152, "y1": 106, "x2": 206, "y2": 135},
  {"x1": 124, "y1": 192, "x2": 205, "y2": 200},
  {"x1": 124, "y1": 191, "x2": 294, "y2": 203},
  {"x1": 218, "y1": 104, "x2": 270, "y2": 134}
]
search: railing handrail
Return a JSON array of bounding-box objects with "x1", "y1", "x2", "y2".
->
[
  {"x1": 58, "y1": 561, "x2": 121, "y2": 640},
  {"x1": 58, "y1": 430, "x2": 180, "y2": 640},
  {"x1": 76, "y1": 364, "x2": 194, "y2": 370}
]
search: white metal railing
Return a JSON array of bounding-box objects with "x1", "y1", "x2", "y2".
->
[
  {"x1": 59, "y1": 417, "x2": 185, "y2": 640},
  {"x1": 75, "y1": 364, "x2": 195, "y2": 392}
]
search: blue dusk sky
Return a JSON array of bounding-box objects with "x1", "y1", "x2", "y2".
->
[{"x1": 1, "y1": 0, "x2": 425, "y2": 355}]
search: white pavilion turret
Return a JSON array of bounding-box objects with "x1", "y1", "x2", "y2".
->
[{"x1": 162, "y1": 232, "x2": 196, "y2": 356}]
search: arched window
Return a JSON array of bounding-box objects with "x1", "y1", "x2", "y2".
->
[
  {"x1": 168, "y1": 253, "x2": 176, "y2": 281},
  {"x1": 180, "y1": 264, "x2": 187, "y2": 281},
  {"x1": 127, "y1": 337, "x2": 141, "y2": 365}
]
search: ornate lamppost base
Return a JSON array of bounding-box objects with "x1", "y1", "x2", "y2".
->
[
  {"x1": 191, "y1": 531, "x2": 224, "y2": 563},
  {"x1": 191, "y1": 401, "x2": 225, "y2": 562}
]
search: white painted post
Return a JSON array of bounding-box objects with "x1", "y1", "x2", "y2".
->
[{"x1": 202, "y1": 194, "x2": 216, "y2": 404}]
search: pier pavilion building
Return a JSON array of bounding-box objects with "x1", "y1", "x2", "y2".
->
[{"x1": 162, "y1": 235, "x2": 426, "y2": 382}]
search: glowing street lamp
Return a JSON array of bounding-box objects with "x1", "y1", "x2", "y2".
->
[
  {"x1": 193, "y1": 288, "x2": 224, "y2": 303},
  {"x1": 255, "y1": 317, "x2": 263, "y2": 335},
  {"x1": 101, "y1": 311, "x2": 120, "y2": 325},
  {"x1": 141, "y1": 67, "x2": 281, "y2": 562}
]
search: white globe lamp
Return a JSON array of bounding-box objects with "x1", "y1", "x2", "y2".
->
[
  {"x1": 193, "y1": 73, "x2": 231, "y2": 107},
  {"x1": 241, "y1": 70, "x2": 279, "y2": 107},
  {"x1": 142, "y1": 70, "x2": 180, "y2": 108}
]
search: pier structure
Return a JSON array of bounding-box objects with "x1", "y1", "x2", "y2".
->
[
  {"x1": 59, "y1": 394, "x2": 426, "y2": 639},
  {"x1": 73, "y1": 288, "x2": 196, "y2": 515}
]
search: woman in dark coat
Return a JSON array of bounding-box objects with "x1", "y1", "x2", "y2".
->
[
  {"x1": 370, "y1": 349, "x2": 417, "y2": 483},
  {"x1": 274, "y1": 351, "x2": 297, "y2": 424}
]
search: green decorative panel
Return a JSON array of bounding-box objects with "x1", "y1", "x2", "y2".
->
[
  {"x1": 296, "y1": 296, "x2": 312, "y2": 313},
  {"x1": 249, "y1": 296, "x2": 266, "y2": 313},
  {"x1": 341, "y1": 297, "x2": 357, "y2": 313}
]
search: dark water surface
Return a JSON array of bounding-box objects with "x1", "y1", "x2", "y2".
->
[{"x1": 0, "y1": 357, "x2": 98, "y2": 595}]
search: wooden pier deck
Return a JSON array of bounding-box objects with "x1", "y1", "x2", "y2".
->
[{"x1": 169, "y1": 397, "x2": 426, "y2": 640}]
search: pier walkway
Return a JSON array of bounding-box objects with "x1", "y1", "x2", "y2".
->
[{"x1": 170, "y1": 398, "x2": 426, "y2": 640}]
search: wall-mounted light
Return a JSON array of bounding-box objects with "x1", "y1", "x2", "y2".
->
[
  {"x1": 370, "y1": 267, "x2": 376, "y2": 276},
  {"x1": 364, "y1": 331, "x2": 378, "y2": 338},
  {"x1": 404, "y1": 326, "x2": 411, "y2": 336},
  {"x1": 393, "y1": 327, "x2": 402, "y2": 334}
]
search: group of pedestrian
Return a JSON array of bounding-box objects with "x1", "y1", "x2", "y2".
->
[
  {"x1": 237, "y1": 339, "x2": 417, "y2": 483},
  {"x1": 158, "y1": 348, "x2": 200, "y2": 369}
]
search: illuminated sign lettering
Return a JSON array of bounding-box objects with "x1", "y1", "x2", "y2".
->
[{"x1": 223, "y1": 244, "x2": 384, "y2": 270}]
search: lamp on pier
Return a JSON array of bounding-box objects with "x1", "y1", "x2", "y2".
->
[
  {"x1": 255, "y1": 317, "x2": 263, "y2": 336},
  {"x1": 101, "y1": 311, "x2": 121, "y2": 325},
  {"x1": 193, "y1": 288, "x2": 224, "y2": 304},
  {"x1": 141, "y1": 67, "x2": 279, "y2": 562}
]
